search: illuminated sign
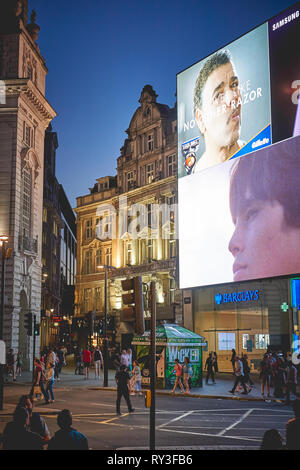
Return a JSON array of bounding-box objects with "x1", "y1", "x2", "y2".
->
[{"x1": 215, "y1": 290, "x2": 259, "y2": 305}]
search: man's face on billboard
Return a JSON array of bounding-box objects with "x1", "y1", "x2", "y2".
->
[
  {"x1": 196, "y1": 62, "x2": 241, "y2": 149},
  {"x1": 228, "y1": 197, "x2": 300, "y2": 282}
]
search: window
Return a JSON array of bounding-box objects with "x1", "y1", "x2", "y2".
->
[
  {"x1": 166, "y1": 154, "x2": 176, "y2": 176},
  {"x1": 53, "y1": 243, "x2": 57, "y2": 256},
  {"x1": 96, "y1": 248, "x2": 102, "y2": 268},
  {"x1": 146, "y1": 163, "x2": 154, "y2": 184},
  {"x1": 84, "y1": 288, "x2": 91, "y2": 313},
  {"x1": 42, "y1": 232, "x2": 46, "y2": 245},
  {"x1": 127, "y1": 171, "x2": 134, "y2": 190},
  {"x1": 85, "y1": 219, "x2": 92, "y2": 239},
  {"x1": 85, "y1": 250, "x2": 92, "y2": 274},
  {"x1": 43, "y1": 207, "x2": 47, "y2": 222},
  {"x1": 105, "y1": 246, "x2": 112, "y2": 266},
  {"x1": 218, "y1": 332, "x2": 236, "y2": 351},
  {"x1": 22, "y1": 166, "x2": 32, "y2": 238},
  {"x1": 255, "y1": 334, "x2": 270, "y2": 350},
  {"x1": 242, "y1": 334, "x2": 249, "y2": 350},
  {"x1": 147, "y1": 134, "x2": 154, "y2": 152},
  {"x1": 147, "y1": 239, "x2": 153, "y2": 262},
  {"x1": 94, "y1": 287, "x2": 102, "y2": 311},
  {"x1": 53, "y1": 221, "x2": 58, "y2": 238},
  {"x1": 126, "y1": 242, "x2": 132, "y2": 265},
  {"x1": 23, "y1": 122, "x2": 34, "y2": 147}
]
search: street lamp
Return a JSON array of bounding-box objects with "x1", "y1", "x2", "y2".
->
[
  {"x1": 97, "y1": 264, "x2": 116, "y2": 387},
  {"x1": 0, "y1": 235, "x2": 9, "y2": 411}
]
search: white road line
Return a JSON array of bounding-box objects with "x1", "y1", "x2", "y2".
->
[
  {"x1": 158, "y1": 427, "x2": 261, "y2": 443},
  {"x1": 217, "y1": 409, "x2": 254, "y2": 436},
  {"x1": 157, "y1": 410, "x2": 194, "y2": 429}
]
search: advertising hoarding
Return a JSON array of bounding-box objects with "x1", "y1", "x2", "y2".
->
[{"x1": 178, "y1": 2, "x2": 300, "y2": 289}]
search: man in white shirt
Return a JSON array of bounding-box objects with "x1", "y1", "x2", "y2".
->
[
  {"x1": 229, "y1": 356, "x2": 249, "y2": 395},
  {"x1": 120, "y1": 350, "x2": 129, "y2": 368}
]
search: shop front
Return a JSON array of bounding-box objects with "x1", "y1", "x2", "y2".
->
[{"x1": 192, "y1": 278, "x2": 292, "y2": 372}]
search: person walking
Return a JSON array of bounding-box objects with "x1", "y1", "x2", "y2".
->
[
  {"x1": 115, "y1": 365, "x2": 135, "y2": 415},
  {"x1": 120, "y1": 349, "x2": 129, "y2": 368},
  {"x1": 229, "y1": 356, "x2": 249, "y2": 395},
  {"x1": 7, "y1": 348, "x2": 16, "y2": 382},
  {"x1": 230, "y1": 349, "x2": 236, "y2": 374},
  {"x1": 93, "y1": 346, "x2": 103, "y2": 380},
  {"x1": 182, "y1": 356, "x2": 192, "y2": 394},
  {"x1": 56, "y1": 346, "x2": 65, "y2": 381},
  {"x1": 82, "y1": 347, "x2": 92, "y2": 380},
  {"x1": 132, "y1": 360, "x2": 143, "y2": 396},
  {"x1": 75, "y1": 348, "x2": 83, "y2": 375},
  {"x1": 171, "y1": 359, "x2": 184, "y2": 394},
  {"x1": 285, "y1": 360, "x2": 298, "y2": 405},
  {"x1": 127, "y1": 348, "x2": 133, "y2": 372},
  {"x1": 30, "y1": 359, "x2": 48, "y2": 403},
  {"x1": 242, "y1": 354, "x2": 254, "y2": 390},
  {"x1": 48, "y1": 409, "x2": 89, "y2": 450},
  {"x1": 213, "y1": 352, "x2": 218, "y2": 374},
  {"x1": 45, "y1": 362, "x2": 55, "y2": 404},
  {"x1": 16, "y1": 351, "x2": 23, "y2": 377},
  {"x1": 260, "y1": 353, "x2": 273, "y2": 399},
  {"x1": 273, "y1": 355, "x2": 287, "y2": 398},
  {"x1": 205, "y1": 353, "x2": 215, "y2": 385}
]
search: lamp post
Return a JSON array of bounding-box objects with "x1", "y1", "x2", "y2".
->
[
  {"x1": 97, "y1": 264, "x2": 115, "y2": 387},
  {"x1": 0, "y1": 235, "x2": 9, "y2": 410}
]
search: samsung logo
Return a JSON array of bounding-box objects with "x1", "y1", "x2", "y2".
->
[{"x1": 272, "y1": 10, "x2": 299, "y2": 31}]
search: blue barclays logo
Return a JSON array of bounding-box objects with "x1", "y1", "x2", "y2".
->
[{"x1": 215, "y1": 290, "x2": 259, "y2": 305}]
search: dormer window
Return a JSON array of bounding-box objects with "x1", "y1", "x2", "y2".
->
[
  {"x1": 147, "y1": 134, "x2": 154, "y2": 152},
  {"x1": 144, "y1": 106, "x2": 151, "y2": 118}
]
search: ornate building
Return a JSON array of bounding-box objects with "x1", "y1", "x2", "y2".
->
[
  {"x1": 0, "y1": 1, "x2": 56, "y2": 368},
  {"x1": 75, "y1": 85, "x2": 182, "y2": 350}
]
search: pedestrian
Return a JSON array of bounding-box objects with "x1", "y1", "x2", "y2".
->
[
  {"x1": 230, "y1": 349, "x2": 236, "y2": 374},
  {"x1": 16, "y1": 395, "x2": 50, "y2": 442},
  {"x1": 56, "y1": 346, "x2": 65, "y2": 381},
  {"x1": 213, "y1": 352, "x2": 218, "y2": 374},
  {"x1": 46, "y1": 347, "x2": 56, "y2": 369},
  {"x1": 260, "y1": 429, "x2": 285, "y2": 450},
  {"x1": 16, "y1": 351, "x2": 23, "y2": 377},
  {"x1": 82, "y1": 346, "x2": 92, "y2": 380},
  {"x1": 205, "y1": 353, "x2": 215, "y2": 385},
  {"x1": 2, "y1": 407, "x2": 44, "y2": 450},
  {"x1": 171, "y1": 358, "x2": 184, "y2": 394},
  {"x1": 30, "y1": 358, "x2": 48, "y2": 403},
  {"x1": 286, "y1": 399, "x2": 300, "y2": 450},
  {"x1": 93, "y1": 346, "x2": 103, "y2": 380},
  {"x1": 273, "y1": 355, "x2": 287, "y2": 398},
  {"x1": 75, "y1": 348, "x2": 83, "y2": 375},
  {"x1": 48, "y1": 409, "x2": 89, "y2": 450},
  {"x1": 6, "y1": 348, "x2": 16, "y2": 381},
  {"x1": 229, "y1": 356, "x2": 249, "y2": 395},
  {"x1": 132, "y1": 360, "x2": 143, "y2": 396},
  {"x1": 259, "y1": 353, "x2": 273, "y2": 399},
  {"x1": 120, "y1": 349, "x2": 129, "y2": 368},
  {"x1": 285, "y1": 360, "x2": 297, "y2": 405},
  {"x1": 182, "y1": 356, "x2": 193, "y2": 394},
  {"x1": 127, "y1": 348, "x2": 133, "y2": 371},
  {"x1": 45, "y1": 361, "x2": 55, "y2": 404},
  {"x1": 242, "y1": 354, "x2": 254, "y2": 390},
  {"x1": 113, "y1": 352, "x2": 121, "y2": 370},
  {"x1": 115, "y1": 364, "x2": 135, "y2": 415}
]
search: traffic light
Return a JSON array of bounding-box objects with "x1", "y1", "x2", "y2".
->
[
  {"x1": 86, "y1": 311, "x2": 95, "y2": 335},
  {"x1": 34, "y1": 322, "x2": 40, "y2": 336},
  {"x1": 24, "y1": 312, "x2": 33, "y2": 336},
  {"x1": 120, "y1": 276, "x2": 145, "y2": 334}
]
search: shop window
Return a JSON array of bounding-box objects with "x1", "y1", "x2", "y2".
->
[
  {"x1": 218, "y1": 332, "x2": 235, "y2": 351},
  {"x1": 255, "y1": 334, "x2": 270, "y2": 350},
  {"x1": 242, "y1": 334, "x2": 249, "y2": 350}
]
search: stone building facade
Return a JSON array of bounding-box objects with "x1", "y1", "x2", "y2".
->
[
  {"x1": 75, "y1": 85, "x2": 182, "y2": 350},
  {"x1": 0, "y1": 1, "x2": 56, "y2": 368}
]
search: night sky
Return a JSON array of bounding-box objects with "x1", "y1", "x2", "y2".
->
[{"x1": 28, "y1": 0, "x2": 294, "y2": 208}]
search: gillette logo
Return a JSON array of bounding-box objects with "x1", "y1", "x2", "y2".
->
[
  {"x1": 215, "y1": 290, "x2": 259, "y2": 305},
  {"x1": 272, "y1": 10, "x2": 299, "y2": 31},
  {"x1": 252, "y1": 137, "x2": 270, "y2": 149}
]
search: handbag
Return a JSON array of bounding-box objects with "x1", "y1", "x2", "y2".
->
[{"x1": 33, "y1": 385, "x2": 41, "y2": 395}]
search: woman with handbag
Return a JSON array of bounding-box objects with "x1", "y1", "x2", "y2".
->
[{"x1": 30, "y1": 359, "x2": 48, "y2": 402}]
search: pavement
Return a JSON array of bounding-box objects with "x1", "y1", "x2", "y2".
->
[{"x1": 0, "y1": 365, "x2": 291, "y2": 416}]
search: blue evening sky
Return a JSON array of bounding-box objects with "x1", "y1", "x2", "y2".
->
[{"x1": 29, "y1": 0, "x2": 294, "y2": 208}]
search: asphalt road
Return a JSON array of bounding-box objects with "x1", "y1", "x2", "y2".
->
[{"x1": 0, "y1": 384, "x2": 295, "y2": 450}]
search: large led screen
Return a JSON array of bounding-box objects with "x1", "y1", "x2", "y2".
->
[
  {"x1": 178, "y1": 2, "x2": 300, "y2": 289},
  {"x1": 178, "y1": 135, "x2": 300, "y2": 289}
]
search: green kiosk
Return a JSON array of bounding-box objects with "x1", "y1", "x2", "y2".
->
[{"x1": 132, "y1": 323, "x2": 206, "y2": 390}]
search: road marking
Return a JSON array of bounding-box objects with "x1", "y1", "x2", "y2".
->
[
  {"x1": 217, "y1": 409, "x2": 254, "y2": 436},
  {"x1": 158, "y1": 427, "x2": 261, "y2": 443},
  {"x1": 157, "y1": 410, "x2": 194, "y2": 429}
]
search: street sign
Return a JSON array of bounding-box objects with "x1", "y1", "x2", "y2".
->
[{"x1": 0, "y1": 340, "x2": 5, "y2": 365}]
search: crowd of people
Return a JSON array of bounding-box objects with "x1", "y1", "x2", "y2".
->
[{"x1": 0, "y1": 394, "x2": 88, "y2": 450}]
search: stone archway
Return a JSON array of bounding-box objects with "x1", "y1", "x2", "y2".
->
[{"x1": 19, "y1": 290, "x2": 30, "y2": 370}]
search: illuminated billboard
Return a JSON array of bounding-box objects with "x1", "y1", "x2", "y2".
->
[{"x1": 178, "y1": 2, "x2": 300, "y2": 289}]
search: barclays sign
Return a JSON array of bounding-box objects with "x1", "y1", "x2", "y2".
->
[{"x1": 215, "y1": 290, "x2": 259, "y2": 305}]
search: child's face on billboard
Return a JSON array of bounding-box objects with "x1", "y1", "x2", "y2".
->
[
  {"x1": 196, "y1": 62, "x2": 241, "y2": 149},
  {"x1": 228, "y1": 197, "x2": 300, "y2": 282}
]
